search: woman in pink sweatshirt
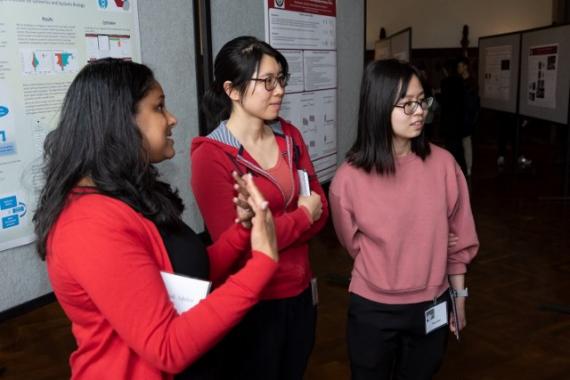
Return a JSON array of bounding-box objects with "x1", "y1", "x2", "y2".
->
[{"x1": 330, "y1": 59, "x2": 479, "y2": 379}]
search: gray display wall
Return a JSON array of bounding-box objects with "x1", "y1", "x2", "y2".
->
[
  {"x1": 210, "y1": 0, "x2": 364, "y2": 165},
  {"x1": 211, "y1": 0, "x2": 267, "y2": 57},
  {"x1": 336, "y1": 0, "x2": 365, "y2": 162},
  {"x1": 1, "y1": 0, "x2": 365, "y2": 314},
  {"x1": 478, "y1": 33, "x2": 521, "y2": 113},
  {"x1": 519, "y1": 24, "x2": 570, "y2": 124},
  {"x1": 0, "y1": 0, "x2": 201, "y2": 314}
]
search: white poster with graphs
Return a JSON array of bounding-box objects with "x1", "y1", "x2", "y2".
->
[
  {"x1": 483, "y1": 45, "x2": 513, "y2": 102},
  {"x1": 0, "y1": 0, "x2": 141, "y2": 251},
  {"x1": 264, "y1": 0, "x2": 337, "y2": 183},
  {"x1": 526, "y1": 44, "x2": 558, "y2": 109}
]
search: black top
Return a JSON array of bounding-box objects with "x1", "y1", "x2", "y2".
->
[
  {"x1": 157, "y1": 222, "x2": 209, "y2": 280},
  {"x1": 157, "y1": 222, "x2": 220, "y2": 380}
]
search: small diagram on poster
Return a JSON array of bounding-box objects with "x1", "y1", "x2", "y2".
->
[
  {"x1": 20, "y1": 49, "x2": 79, "y2": 75},
  {"x1": 0, "y1": 192, "x2": 34, "y2": 252},
  {"x1": 97, "y1": 0, "x2": 132, "y2": 12},
  {"x1": 86, "y1": 34, "x2": 132, "y2": 61},
  {"x1": 527, "y1": 44, "x2": 558, "y2": 109},
  {"x1": 0, "y1": 194, "x2": 27, "y2": 231}
]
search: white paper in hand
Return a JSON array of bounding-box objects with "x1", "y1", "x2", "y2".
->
[
  {"x1": 160, "y1": 271, "x2": 211, "y2": 314},
  {"x1": 298, "y1": 169, "x2": 311, "y2": 196}
]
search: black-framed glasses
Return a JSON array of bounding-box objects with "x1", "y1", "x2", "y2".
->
[
  {"x1": 249, "y1": 74, "x2": 290, "y2": 91},
  {"x1": 393, "y1": 97, "x2": 434, "y2": 115}
]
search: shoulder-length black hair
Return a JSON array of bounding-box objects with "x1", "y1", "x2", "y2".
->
[
  {"x1": 202, "y1": 35, "x2": 289, "y2": 132},
  {"x1": 347, "y1": 59, "x2": 431, "y2": 175},
  {"x1": 33, "y1": 58, "x2": 183, "y2": 259}
]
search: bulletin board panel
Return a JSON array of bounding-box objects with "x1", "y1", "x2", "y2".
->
[
  {"x1": 390, "y1": 27, "x2": 411, "y2": 62},
  {"x1": 478, "y1": 33, "x2": 521, "y2": 113},
  {"x1": 374, "y1": 39, "x2": 391, "y2": 60},
  {"x1": 519, "y1": 24, "x2": 570, "y2": 124}
]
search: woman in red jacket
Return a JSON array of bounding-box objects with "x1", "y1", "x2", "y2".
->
[
  {"x1": 191, "y1": 36, "x2": 329, "y2": 379},
  {"x1": 33, "y1": 58, "x2": 278, "y2": 380}
]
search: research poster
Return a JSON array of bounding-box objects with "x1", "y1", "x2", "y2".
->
[
  {"x1": 265, "y1": 0, "x2": 337, "y2": 182},
  {"x1": 374, "y1": 40, "x2": 390, "y2": 60},
  {"x1": 483, "y1": 45, "x2": 513, "y2": 102},
  {"x1": 0, "y1": 0, "x2": 141, "y2": 251},
  {"x1": 527, "y1": 44, "x2": 558, "y2": 109}
]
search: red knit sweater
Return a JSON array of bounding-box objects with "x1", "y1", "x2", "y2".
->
[
  {"x1": 47, "y1": 190, "x2": 277, "y2": 379},
  {"x1": 191, "y1": 119, "x2": 329, "y2": 299}
]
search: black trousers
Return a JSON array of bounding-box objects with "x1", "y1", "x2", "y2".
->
[
  {"x1": 347, "y1": 292, "x2": 450, "y2": 380},
  {"x1": 219, "y1": 286, "x2": 317, "y2": 380}
]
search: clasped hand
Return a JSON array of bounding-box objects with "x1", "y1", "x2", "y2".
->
[
  {"x1": 232, "y1": 172, "x2": 277, "y2": 261},
  {"x1": 232, "y1": 171, "x2": 322, "y2": 227}
]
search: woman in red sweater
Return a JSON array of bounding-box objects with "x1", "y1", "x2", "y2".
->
[
  {"x1": 33, "y1": 58, "x2": 278, "y2": 380},
  {"x1": 330, "y1": 59, "x2": 479, "y2": 379},
  {"x1": 191, "y1": 36, "x2": 329, "y2": 379}
]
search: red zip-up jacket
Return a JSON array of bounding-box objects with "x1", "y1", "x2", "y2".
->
[{"x1": 191, "y1": 118, "x2": 329, "y2": 299}]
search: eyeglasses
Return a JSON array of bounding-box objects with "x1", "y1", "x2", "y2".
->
[
  {"x1": 249, "y1": 74, "x2": 290, "y2": 91},
  {"x1": 393, "y1": 97, "x2": 434, "y2": 115}
]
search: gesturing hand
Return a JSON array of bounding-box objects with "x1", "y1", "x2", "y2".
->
[{"x1": 242, "y1": 174, "x2": 278, "y2": 262}]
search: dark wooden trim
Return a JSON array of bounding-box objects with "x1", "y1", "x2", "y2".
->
[
  {"x1": 0, "y1": 293, "x2": 55, "y2": 323},
  {"x1": 363, "y1": 0, "x2": 367, "y2": 64},
  {"x1": 562, "y1": 87, "x2": 570, "y2": 196},
  {"x1": 478, "y1": 21, "x2": 570, "y2": 42},
  {"x1": 193, "y1": 0, "x2": 213, "y2": 136}
]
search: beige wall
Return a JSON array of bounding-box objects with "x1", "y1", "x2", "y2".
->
[{"x1": 366, "y1": 0, "x2": 552, "y2": 49}]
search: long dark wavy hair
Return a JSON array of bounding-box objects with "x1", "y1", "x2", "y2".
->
[
  {"x1": 347, "y1": 59, "x2": 431, "y2": 175},
  {"x1": 33, "y1": 58, "x2": 183, "y2": 260},
  {"x1": 202, "y1": 35, "x2": 289, "y2": 132}
]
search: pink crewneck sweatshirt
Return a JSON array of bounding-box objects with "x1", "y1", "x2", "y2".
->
[{"x1": 330, "y1": 144, "x2": 479, "y2": 304}]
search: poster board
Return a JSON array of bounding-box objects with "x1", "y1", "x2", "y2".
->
[
  {"x1": 478, "y1": 33, "x2": 521, "y2": 113},
  {"x1": 390, "y1": 28, "x2": 411, "y2": 62},
  {"x1": 373, "y1": 27, "x2": 411, "y2": 62},
  {"x1": 0, "y1": 0, "x2": 142, "y2": 252},
  {"x1": 519, "y1": 24, "x2": 570, "y2": 124},
  {"x1": 374, "y1": 39, "x2": 391, "y2": 60},
  {"x1": 264, "y1": 0, "x2": 338, "y2": 182}
]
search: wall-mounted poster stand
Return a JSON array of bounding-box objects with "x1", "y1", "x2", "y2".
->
[
  {"x1": 374, "y1": 27, "x2": 412, "y2": 62},
  {"x1": 478, "y1": 23, "x2": 570, "y2": 198}
]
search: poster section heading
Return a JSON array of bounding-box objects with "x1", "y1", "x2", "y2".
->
[{"x1": 267, "y1": 0, "x2": 336, "y2": 17}]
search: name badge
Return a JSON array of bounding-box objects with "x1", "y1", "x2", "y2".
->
[
  {"x1": 425, "y1": 301, "x2": 448, "y2": 334},
  {"x1": 310, "y1": 277, "x2": 319, "y2": 306}
]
